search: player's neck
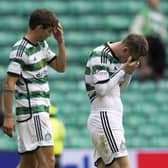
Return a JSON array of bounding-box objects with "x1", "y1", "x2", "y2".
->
[
  {"x1": 25, "y1": 31, "x2": 39, "y2": 45},
  {"x1": 110, "y1": 42, "x2": 122, "y2": 60}
]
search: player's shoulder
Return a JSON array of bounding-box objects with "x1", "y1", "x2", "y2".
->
[
  {"x1": 90, "y1": 44, "x2": 105, "y2": 58},
  {"x1": 12, "y1": 38, "x2": 32, "y2": 51},
  {"x1": 10, "y1": 38, "x2": 32, "y2": 59}
]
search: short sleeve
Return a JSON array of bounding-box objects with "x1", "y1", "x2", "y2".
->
[
  {"x1": 93, "y1": 69, "x2": 110, "y2": 84},
  {"x1": 90, "y1": 52, "x2": 110, "y2": 84},
  {"x1": 7, "y1": 47, "x2": 23, "y2": 76},
  {"x1": 45, "y1": 41, "x2": 56, "y2": 63}
]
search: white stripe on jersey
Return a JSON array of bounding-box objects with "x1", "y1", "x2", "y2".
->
[
  {"x1": 10, "y1": 50, "x2": 27, "y2": 60},
  {"x1": 15, "y1": 83, "x2": 49, "y2": 93},
  {"x1": 21, "y1": 66, "x2": 48, "y2": 79},
  {"x1": 87, "y1": 57, "x2": 110, "y2": 67},
  {"x1": 8, "y1": 62, "x2": 22, "y2": 75},
  {"x1": 16, "y1": 97, "x2": 50, "y2": 108},
  {"x1": 85, "y1": 76, "x2": 93, "y2": 84}
]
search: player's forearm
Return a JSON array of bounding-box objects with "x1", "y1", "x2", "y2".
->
[
  {"x1": 3, "y1": 76, "x2": 16, "y2": 118},
  {"x1": 56, "y1": 42, "x2": 66, "y2": 72},
  {"x1": 120, "y1": 74, "x2": 132, "y2": 91},
  {"x1": 3, "y1": 89, "x2": 14, "y2": 118},
  {"x1": 95, "y1": 70, "x2": 125, "y2": 96}
]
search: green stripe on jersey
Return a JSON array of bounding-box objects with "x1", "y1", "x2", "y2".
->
[
  {"x1": 10, "y1": 58, "x2": 24, "y2": 66},
  {"x1": 85, "y1": 67, "x2": 91, "y2": 75},
  {"x1": 85, "y1": 83, "x2": 95, "y2": 91},
  {"x1": 15, "y1": 90, "x2": 49, "y2": 100},
  {"x1": 92, "y1": 65, "x2": 109, "y2": 74},
  {"x1": 23, "y1": 58, "x2": 47, "y2": 71},
  {"x1": 22, "y1": 76, "x2": 48, "y2": 84},
  {"x1": 16, "y1": 105, "x2": 49, "y2": 115},
  {"x1": 90, "y1": 91, "x2": 96, "y2": 101}
]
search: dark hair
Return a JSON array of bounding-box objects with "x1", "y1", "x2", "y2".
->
[
  {"x1": 29, "y1": 8, "x2": 59, "y2": 30},
  {"x1": 122, "y1": 34, "x2": 149, "y2": 58}
]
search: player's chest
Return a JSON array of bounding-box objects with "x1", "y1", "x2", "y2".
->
[{"x1": 109, "y1": 64, "x2": 122, "y2": 76}]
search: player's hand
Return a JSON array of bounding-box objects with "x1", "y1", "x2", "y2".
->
[
  {"x1": 122, "y1": 56, "x2": 140, "y2": 74},
  {"x1": 3, "y1": 116, "x2": 15, "y2": 138},
  {"x1": 53, "y1": 22, "x2": 64, "y2": 44}
]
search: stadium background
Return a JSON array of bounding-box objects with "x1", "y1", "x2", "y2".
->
[{"x1": 0, "y1": 0, "x2": 168, "y2": 167}]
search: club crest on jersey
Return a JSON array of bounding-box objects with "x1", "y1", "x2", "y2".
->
[
  {"x1": 120, "y1": 141, "x2": 126, "y2": 151},
  {"x1": 45, "y1": 132, "x2": 52, "y2": 141},
  {"x1": 40, "y1": 60, "x2": 45, "y2": 68}
]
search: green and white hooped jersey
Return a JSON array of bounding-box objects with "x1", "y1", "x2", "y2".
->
[
  {"x1": 8, "y1": 37, "x2": 56, "y2": 121},
  {"x1": 85, "y1": 42, "x2": 122, "y2": 104}
]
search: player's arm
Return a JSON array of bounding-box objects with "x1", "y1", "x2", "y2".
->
[
  {"x1": 119, "y1": 57, "x2": 140, "y2": 90},
  {"x1": 94, "y1": 57, "x2": 139, "y2": 96},
  {"x1": 3, "y1": 73, "x2": 19, "y2": 137},
  {"x1": 92, "y1": 55, "x2": 125, "y2": 96},
  {"x1": 49, "y1": 23, "x2": 66, "y2": 72},
  {"x1": 119, "y1": 74, "x2": 132, "y2": 91},
  {"x1": 94, "y1": 69, "x2": 126, "y2": 96}
]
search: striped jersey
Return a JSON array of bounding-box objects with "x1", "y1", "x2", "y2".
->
[
  {"x1": 85, "y1": 42, "x2": 126, "y2": 113},
  {"x1": 7, "y1": 37, "x2": 56, "y2": 121}
]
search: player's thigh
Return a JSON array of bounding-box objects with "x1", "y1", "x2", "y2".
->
[
  {"x1": 115, "y1": 156, "x2": 130, "y2": 168},
  {"x1": 36, "y1": 146, "x2": 55, "y2": 167},
  {"x1": 97, "y1": 158, "x2": 106, "y2": 168},
  {"x1": 18, "y1": 152, "x2": 38, "y2": 168}
]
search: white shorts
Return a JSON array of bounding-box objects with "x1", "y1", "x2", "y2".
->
[
  {"x1": 17, "y1": 112, "x2": 53, "y2": 153},
  {"x1": 87, "y1": 110, "x2": 128, "y2": 166}
]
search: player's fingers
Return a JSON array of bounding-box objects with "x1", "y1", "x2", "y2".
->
[
  {"x1": 3, "y1": 127, "x2": 13, "y2": 137},
  {"x1": 57, "y1": 22, "x2": 63, "y2": 30},
  {"x1": 127, "y1": 56, "x2": 132, "y2": 63},
  {"x1": 130, "y1": 61, "x2": 140, "y2": 69}
]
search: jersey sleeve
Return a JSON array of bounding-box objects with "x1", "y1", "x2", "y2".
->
[
  {"x1": 45, "y1": 41, "x2": 56, "y2": 63},
  {"x1": 91, "y1": 54, "x2": 125, "y2": 96},
  {"x1": 95, "y1": 70, "x2": 125, "y2": 96},
  {"x1": 119, "y1": 74, "x2": 132, "y2": 91},
  {"x1": 7, "y1": 46, "x2": 23, "y2": 76},
  {"x1": 93, "y1": 67, "x2": 110, "y2": 84}
]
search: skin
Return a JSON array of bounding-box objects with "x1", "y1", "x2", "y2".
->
[
  {"x1": 110, "y1": 42, "x2": 141, "y2": 74},
  {"x1": 148, "y1": 0, "x2": 160, "y2": 10}
]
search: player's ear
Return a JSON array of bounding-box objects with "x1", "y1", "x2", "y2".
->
[{"x1": 123, "y1": 46, "x2": 129, "y2": 53}]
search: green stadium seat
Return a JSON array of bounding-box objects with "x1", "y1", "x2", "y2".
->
[
  {"x1": 138, "y1": 124, "x2": 162, "y2": 138},
  {"x1": 0, "y1": 16, "x2": 26, "y2": 30},
  {"x1": 0, "y1": 1, "x2": 16, "y2": 14},
  {"x1": 0, "y1": 133, "x2": 17, "y2": 151},
  {"x1": 127, "y1": 136, "x2": 149, "y2": 148},
  {"x1": 65, "y1": 31, "x2": 114, "y2": 46},
  {"x1": 64, "y1": 65, "x2": 84, "y2": 80},
  {"x1": 122, "y1": 91, "x2": 144, "y2": 104},
  {"x1": 68, "y1": 1, "x2": 94, "y2": 14},
  {"x1": 157, "y1": 80, "x2": 168, "y2": 91},
  {"x1": 0, "y1": 48, "x2": 10, "y2": 65},
  {"x1": 104, "y1": 16, "x2": 130, "y2": 30},
  {"x1": 0, "y1": 32, "x2": 23, "y2": 46},
  {"x1": 41, "y1": 1, "x2": 69, "y2": 14},
  {"x1": 124, "y1": 114, "x2": 146, "y2": 129},
  {"x1": 150, "y1": 136, "x2": 168, "y2": 147},
  {"x1": 66, "y1": 46, "x2": 90, "y2": 64},
  {"x1": 160, "y1": 2, "x2": 168, "y2": 14}
]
